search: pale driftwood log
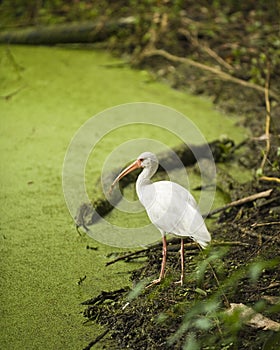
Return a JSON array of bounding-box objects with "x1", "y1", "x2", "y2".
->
[{"x1": 226, "y1": 303, "x2": 280, "y2": 331}]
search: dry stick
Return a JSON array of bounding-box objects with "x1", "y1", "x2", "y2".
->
[
  {"x1": 142, "y1": 49, "x2": 279, "y2": 101},
  {"x1": 106, "y1": 239, "x2": 197, "y2": 266},
  {"x1": 106, "y1": 248, "x2": 148, "y2": 266},
  {"x1": 209, "y1": 263, "x2": 231, "y2": 309},
  {"x1": 244, "y1": 229, "x2": 280, "y2": 242},
  {"x1": 106, "y1": 241, "x2": 249, "y2": 266},
  {"x1": 259, "y1": 176, "x2": 280, "y2": 184},
  {"x1": 259, "y1": 282, "x2": 280, "y2": 291},
  {"x1": 260, "y1": 63, "x2": 271, "y2": 171},
  {"x1": 245, "y1": 231, "x2": 279, "y2": 262},
  {"x1": 178, "y1": 28, "x2": 233, "y2": 71},
  {"x1": 205, "y1": 189, "x2": 273, "y2": 218},
  {"x1": 251, "y1": 221, "x2": 280, "y2": 228}
]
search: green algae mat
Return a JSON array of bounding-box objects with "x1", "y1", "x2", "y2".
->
[{"x1": 0, "y1": 45, "x2": 247, "y2": 349}]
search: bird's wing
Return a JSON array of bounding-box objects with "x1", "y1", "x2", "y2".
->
[
  {"x1": 154, "y1": 181, "x2": 198, "y2": 209},
  {"x1": 142, "y1": 181, "x2": 210, "y2": 247}
]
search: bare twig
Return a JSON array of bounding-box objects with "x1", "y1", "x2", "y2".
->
[
  {"x1": 106, "y1": 238, "x2": 195, "y2": 266},
  {"x1": 251, "y1": 221, "x2": 280, "y2": 228},
  {"x1": 106, "y1": 240, "x2": 249, "y2": 266},
  {"x1": 106, "y1": 248, "x2": 148, "y2": 266},
  {"x1": 259, "y1": 176, "x2": 280, "y2": 184},
  {"x1": 243, "y1": 230, "x2": 280, "y2": 243},
  {"x1": 141, "y1": 49, "x2": 279, "y2": 101},
  {"x1": 214, "y1": 241, "x2": 250, "y2": 247},
  {"x1": 260, "y1": 63, "x2": 271, "y2": 171},
  {"x1": 82, "y1": 288, "x2": 129, "y2": 306},
  {"x1": 178, "y1": 28, "x2": 233, "y2": 71},
  {"x1": 259, "y1": 282, "x2": 280, "y2": 291},
  {"x1": 205, "y1": 189, "x2": 273, "y2": 217}
]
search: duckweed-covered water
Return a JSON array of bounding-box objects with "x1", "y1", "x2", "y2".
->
[{"x1": 0, "y1": 45, "x2": 247, "y2": 349}]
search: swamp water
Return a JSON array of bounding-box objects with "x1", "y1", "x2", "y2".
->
[{"x1": 0, "y1": 45, "x2": 248, "y2": 349}]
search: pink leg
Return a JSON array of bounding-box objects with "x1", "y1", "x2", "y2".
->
[
  {"x1": 180, "y1": 238, "x2": 184, "y2": 285},
  {"x1": 175, "y1": 239, "x2": 184, "y2": 285},
  {"x1": 159, "y1": 235, "x2": 167, "y2": 280},
  {"x1": 146, "y1": 235, "x2": 167, "y2": 288}
]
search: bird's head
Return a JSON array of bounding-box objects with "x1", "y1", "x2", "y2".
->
[
  {"x1": 109, "y1": 152, "x2": 158, "y2": 193},
  {"x1": 137, "y1": 152, "x2": 158, "y2": 169}
]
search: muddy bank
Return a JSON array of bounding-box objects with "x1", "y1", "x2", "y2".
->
[
  {"x1": 76, "y1": 2, "x2": 280, "y2": 349},
  {"x1": 82, "y1": 160, "x2": 280, "y2": 349}
]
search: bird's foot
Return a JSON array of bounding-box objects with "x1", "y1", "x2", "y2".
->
[
  {"x1": 145, "y1": 278, "x2": 162, "y2": 289},
  {"x1": 174, "y1": 277, "x2": 184, "y2": 286}
]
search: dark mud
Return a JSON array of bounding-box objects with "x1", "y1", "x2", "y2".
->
[{"x1": 82, "y1": 173, "x2": 279, "y2": 349}]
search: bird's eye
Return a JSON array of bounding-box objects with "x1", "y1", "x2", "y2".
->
[{"x1": 139, "y1": 158, "x2": 144, "y2": 162}]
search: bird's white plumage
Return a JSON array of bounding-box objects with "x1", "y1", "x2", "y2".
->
[
  {"x1": 111, "y1": 151, "x2": 211, "y2": 285},
  {"x1": 137, "y1": 180, "x2": 210, "y2": 247}
]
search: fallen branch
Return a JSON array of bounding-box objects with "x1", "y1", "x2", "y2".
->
[
  {"x1": 106, "y1": 248, "x2": 149, "y2": 266},
  {"x1": 226, "y1": 303, "x2": 280, "y2": 331},
  {"x1": 82, "y1": 287, "x2": 129, "y2": 305},
  {"x1": 106, "y1": 240, "x2": 249, "y2": 266},
  {"x1": 141, "y1": 49, "x2": 279, "y2": 101},
  {"x1": 106, "y1": 237, "x2": 186, "y2": 266},
  {"x1": 205, "y1": 189, "x2": 273, "y2": 217},
  {"x1": 0, "y1": 17, "x2": 136, "y2": 45}
]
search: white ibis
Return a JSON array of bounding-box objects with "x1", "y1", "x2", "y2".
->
[{"x1": 110, "y1": 152, "x2": 211, "y2": 286}]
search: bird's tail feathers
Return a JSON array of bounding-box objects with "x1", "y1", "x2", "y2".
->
[
  {"x1": 190, "y1": 222, "x2": 211, "y2": 249},
  {"x1": 195, "y1": 237, "x2": 210, "y2": 249}
]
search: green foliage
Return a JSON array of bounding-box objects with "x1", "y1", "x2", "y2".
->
[
  {"x1": 166, "y1": 248, "x2": 280, "y2": 349},
  {"x1": 127, "y1": 279, "x2": 147, "y2": 301},
  {"x1": 183, "y1": 333, "x2": 200, "y2": 350}
]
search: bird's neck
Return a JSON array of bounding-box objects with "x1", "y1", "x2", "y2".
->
[
  {"x1": 137, "y1": 167, "x2": 152, "y2": 185},
  {"x1": 136, "y1": 165, "x2": 157, "y2": 197}
]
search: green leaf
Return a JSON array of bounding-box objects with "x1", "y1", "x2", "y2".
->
[
  {"x1": 194, "y1": 317, "x2": 212, "y2": 330},
  {"x1": 256, "y1": 168, "x2": 263, "y2": 177},
  {"x1": 249, "y1": 261, "x2": 265, "y2": 281},
  {"x1": 183, "y1": 333, "x2": 200, "y2": 350},
  {"x1": 194, "y1": 287, "x2": 207, "y2": 296},
  {"x1": 127, "y1": 280, "x2": 146, "y2": 301}
]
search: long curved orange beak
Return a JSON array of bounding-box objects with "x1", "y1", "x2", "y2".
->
[{"x1": 109, "y1": 159, "x2": 141, "y2": 194}]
